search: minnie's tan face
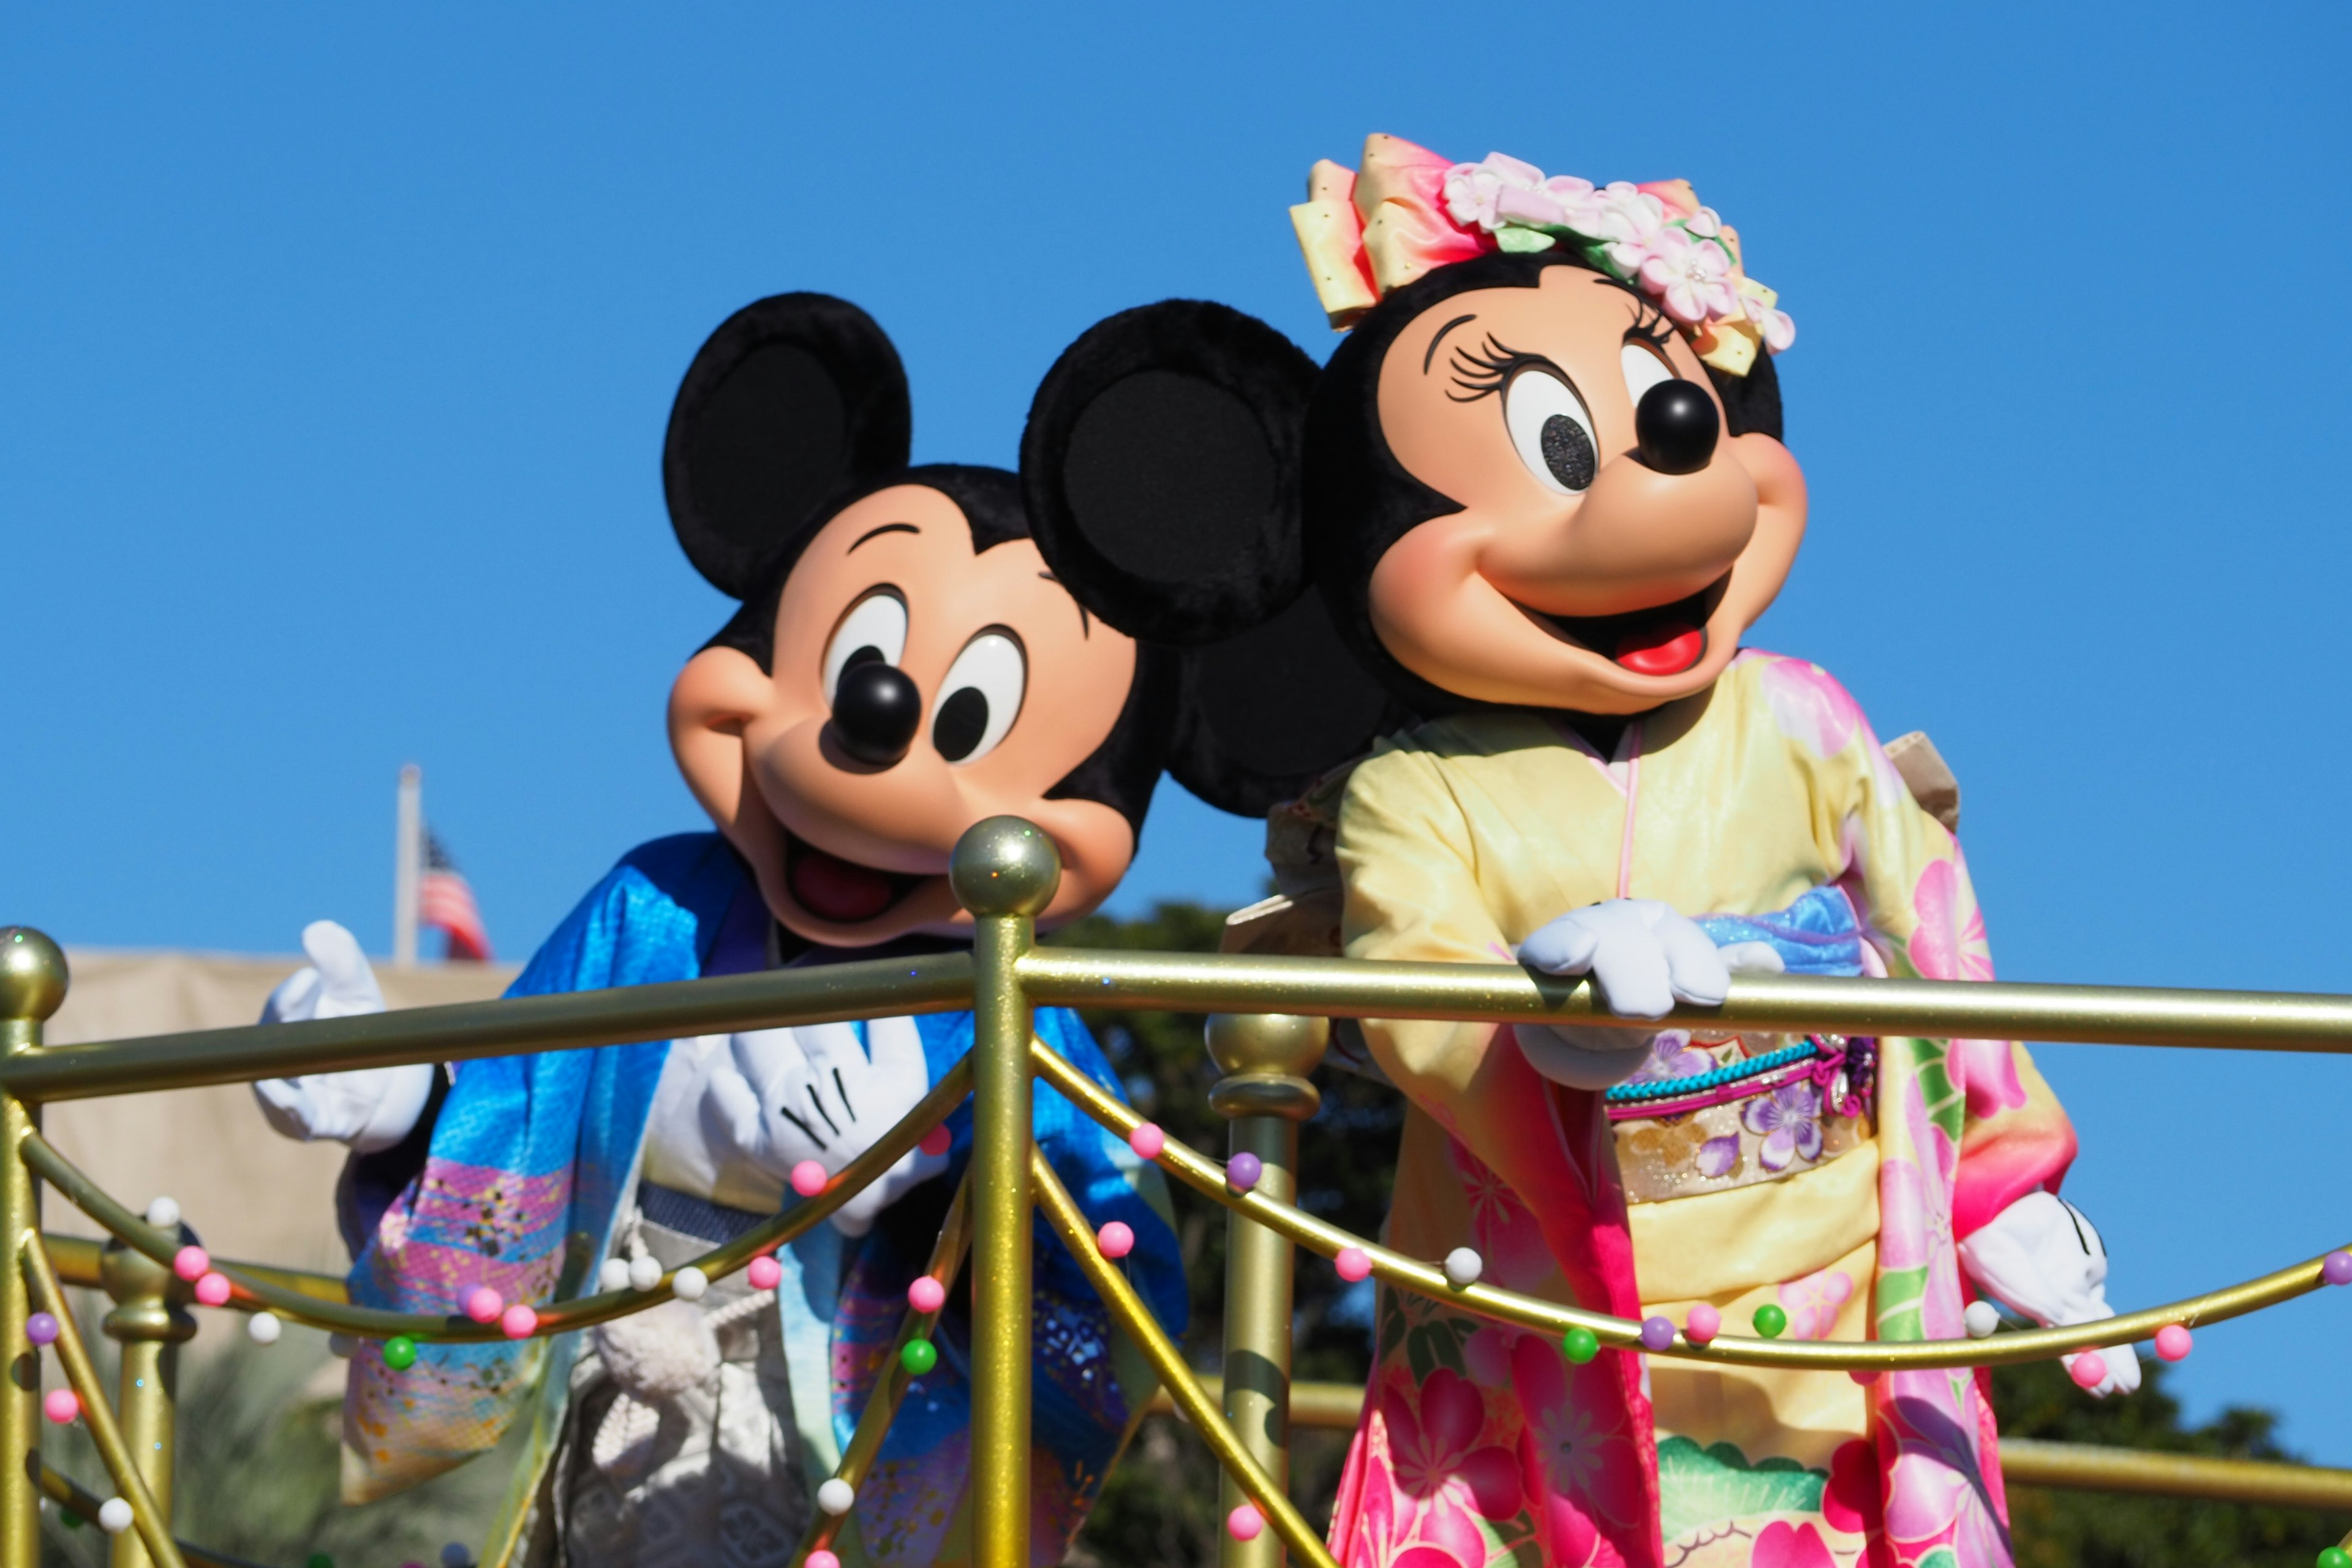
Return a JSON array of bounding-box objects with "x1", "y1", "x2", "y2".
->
[
  {"x1": 1370, "y1": 266, "x2": 1807, "y2": 714},
  {"x1": 669, "y1": 484, "x2": 1139, "y2": 946}
]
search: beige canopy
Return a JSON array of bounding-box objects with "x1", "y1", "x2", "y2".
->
[{"x1": 42, "y1": 951, "x2": 519, "y2": 1274}]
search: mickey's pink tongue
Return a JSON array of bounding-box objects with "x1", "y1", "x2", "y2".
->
[
  {"x1": 1614, "y1": 622, "x2": 1705, "y2": 676},
  {"x1": 789, "y1": 846, "x2": 896, "y2": 924}
]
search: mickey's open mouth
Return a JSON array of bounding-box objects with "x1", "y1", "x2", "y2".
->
[
  {"x1": 1526, "y1": 579, "x2": 1727, "y2": 677},
  {"x1": 782, "y1": 826, "x2": 934, "y2": 925}
]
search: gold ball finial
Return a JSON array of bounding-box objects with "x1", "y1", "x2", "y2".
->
[
  {"x1": 0, "y1": 927, "x2": 67, "y2": 1023},
  {"x1": 949, "y1": 816, "x2": 1062, "y2": 919}
]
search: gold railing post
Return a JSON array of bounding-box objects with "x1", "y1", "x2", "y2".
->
[
  {"x1": 949, "y1": 818, "x2": 1058, "y2": 1568},
  {"x1": 100, "y1": 1232, "x2": 193, "y2": 1568},
  {"x1": 0, "y1": 930, "x2": 64, "y2": 1568},
  {"x1": 1206, "y1": 1014, "x2": 1327, "y2": 1568}
]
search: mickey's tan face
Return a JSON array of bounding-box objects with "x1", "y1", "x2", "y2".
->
[
  {"x1": 1368, "y1": 266, "x2": 1807, "y2": 714},
  {"x1": 669, "y1": 484, "x2": 1139, "y2": 947}
]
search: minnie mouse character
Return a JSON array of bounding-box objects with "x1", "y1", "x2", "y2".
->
[
  {"x1": 251, "y1": 293, "x2": 1387, "y2": 1567},
  {"x1": 1020, "y1": 135, "x2": 2128, "y2": 1568}
]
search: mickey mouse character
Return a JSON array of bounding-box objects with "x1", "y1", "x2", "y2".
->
[
  {"x1": 251, "y1": 293, "x2": 1384, "y2": 1568},
  {"x1": 1020, "y1": 135, "x2": 2128, "y2": 1568}
]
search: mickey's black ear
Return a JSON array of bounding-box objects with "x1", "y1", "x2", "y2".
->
[
  {"x1": 663, "y1": 293, "x2": 913, "y2": 600},
  {"x1": 1021, "y1": 301, "x2": 1317, "y2": 646},
  {"x1": 1164, "y1": 589, "x2": 1404, "y2": 817}
]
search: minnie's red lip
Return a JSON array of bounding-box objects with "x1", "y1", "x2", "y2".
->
[
  {"x1": 1614, "y1": 622, "x2": 1706, "y2": 676},
  {"x1": 781, "y1": 827, "x2": 932, "y2": 925},
  {"x1": 1523, "y1": 579, "x2": 1725, "y2": 677}
]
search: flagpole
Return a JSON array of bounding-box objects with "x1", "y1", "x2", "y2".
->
[{"x1": 393, "y1": 764, "x2": 421, "y2": 970}]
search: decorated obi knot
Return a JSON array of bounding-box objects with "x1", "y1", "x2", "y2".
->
[{"x1": 1607, "y1": 1032, "x2": 1877, "y2": 1205}]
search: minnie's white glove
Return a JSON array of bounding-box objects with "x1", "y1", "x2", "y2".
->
[
  {"x1": 1513, "y1": 902, "x2": 1752, "y2": 1090},
  {"x1": 706, "y1": 1016, "x2": 946, "y2": 1238},
  {"x1": 251, "y1": 921, "x2": 434, "y2": 1154},
  {"x1": 1958, "y1": 1190, "x2": 2140, "y2": 1397}
]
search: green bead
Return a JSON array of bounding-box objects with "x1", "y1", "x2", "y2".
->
[
  {"x1": 306, "y1": 1556, "x2": 334, "y2": 1568},
  {"x1": 2315, "y1": 1549, "x2": 2351, "y2": 1568},
  {"x1": 900, "y1": 1337, "x2": 939, "y2": 1376},
  {"x1": 1561, "y1": 1327, "x2": 1600, "y2": 1365},
  {"x1": 383, "y1": 1336, "x2": 418, "y2": 1371},
  {"x1": 1752, "y1": 1303, "x2": 1789, "y2": 1340},
  {"x1": 60, "y1": 1510, "x2": 83, "y2": 1530}
]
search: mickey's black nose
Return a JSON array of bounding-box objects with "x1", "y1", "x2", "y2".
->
[
  {"x1": 1634, "y1": 380, "x2": 1719, "y2": 475},
  {"x1": 830, "y1": 660, "x2": 922, "y2": 767}
]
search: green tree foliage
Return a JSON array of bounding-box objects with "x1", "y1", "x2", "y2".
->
[{"x1": 1059, "y1": 902, "x2": 2352, "y2": 1568}]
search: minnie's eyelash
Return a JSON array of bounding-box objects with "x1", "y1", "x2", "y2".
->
[
  {"x1": 1626, "y1": 300, "x2": 1675, "y2": 349},
  {"x1": 1448, "y1": 334, "x2": 1541, "y2": 402}
]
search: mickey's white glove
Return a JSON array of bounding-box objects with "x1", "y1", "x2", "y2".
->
[
  {"x1": 1513, "y1": 901, "x2": 1752, "y2": 1090},
  {"x1": 251, "y1": 921, "x2": 433, "y2": 1155},
  {"x1": 1958, "y1": 1190, "x2": 2139, "y2": 1397},
  {"x1": 707, "y1": 1016, "x2": 946, "y2": 1238}
]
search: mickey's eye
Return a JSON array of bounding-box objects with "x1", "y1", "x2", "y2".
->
[
  {"x1": 821, "y1": 590, "x2": 908, "y2": 702},
  {"x1": 1503, "y1": 368, "x2": 1599, "y2": 496},
  {"x1": 1620, "y1": 342, "x2": 1676, "y2": 409},
  {"x1": 931, "y1": 630, "x2": 1025, "y2": 764}
]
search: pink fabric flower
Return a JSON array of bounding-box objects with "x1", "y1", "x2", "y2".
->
[
  {"x1": 1879, "y1": 1090, "x2": 1964, "y2": 1340},
  {"x1": 1909, "y1": 859, "x2": 1991, "y2": 983},
  {"x1": 1636, "y1": 228, "x2": 1739, "y2": 324},
  {"x1": 1743, "y1": 290, "x2": 1796, "y2": 351},
  {"x1": 1384, "y1": 1369, "x2": 1525, "y2": 1523},
  {"x1": 1751, "y1": 1520, "x2": 1837, "y2": 1568},
  {"x1": 1760, "y1": 657, "x2": 1863, "y2": 758},
  {"x1": 1446, "y1": 1138, "x2": 1555, "y2": 1290},
  {"x1": 1508, "y1": 1333, "x2": 1642, "y2": 1534},
  {"x1": 1776, "y1": 1266, "x2": 1855, "y2": 1342}
]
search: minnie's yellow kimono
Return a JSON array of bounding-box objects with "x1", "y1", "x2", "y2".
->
[{"x1": 1327, "y1": 650, "x2": 2077, "y2": 1568}]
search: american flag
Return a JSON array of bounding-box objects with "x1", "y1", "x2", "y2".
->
[{"x1": 420, "y1": 828, "x2": 492, "y2": 962}]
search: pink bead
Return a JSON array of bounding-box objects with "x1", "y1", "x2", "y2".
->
[
  {"x1": 464, "y1": 1286, "x2": 504, "y2": 1324},
  {"x1": 746, "y1": 1255, "x2": 783, "y2": 1291},
  {"x1": 1335, "y1": 1247, "x2": 1373, "y2": 1283},
  {"x1": 1849, "y1": 1368, "x2": 1880, "y2": 1387},
  {"x1": 2155, "y1": 1324, "x2": 2193, "y2": 1362},
  {"x1": 2068, "y1": 1351, "x2": 2108, "y2": 1389},
  {"x1": 1684, "y1": 1303, "x2": 1721, "y2": 1345},
  {"x1": 791, "y1": 1160, "x2": 829, "y2": 1199},
  {"x1": 42, "y1": 1389, "x2": 78, "y2": 1424},
  {"x1": 806, "y1": 1552, "x2": 841, "y2": 1568},
  {"x1": 907, "y1": 1276, "x2": 948, "y2": 1314},
  {"x1": 1226, "y1": 1503, "x2": 1264, "y2": 1542},
  {"x1": 173, "y1": 1245, "x2": 209, "y2": 1283},
  {"x1": 919, "y1": 1125, "x2": 952, "y2": 1157},
  {"x1": 194, "y1": 1272, "x2": 232, "y2": 1307},
  {"x1": 1096, "y1": 1221, "x2": 1135, "y2": 1260},
  {"x1": 500, "y1": 1304, "x2": 538, "y2": 1340},
  {"x1": 1127, "y1": 1123, "x2": 1166, "y2": 1161}
]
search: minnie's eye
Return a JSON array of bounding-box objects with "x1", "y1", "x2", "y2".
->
[
  {"x1": 821, "y1": 590, "x2": 908, "y2": 703},
  {"x1": 1502, "y1": 369, "x2": 1599, "y2": 495},
  {"x1": 1621, "y1": 342, "x2": 1676, "y2": 409},
  {"x1": 931, "y1": 631, "x2": 1025, "y2": 763}
]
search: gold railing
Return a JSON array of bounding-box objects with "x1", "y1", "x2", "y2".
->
[{"x1": 4, "y1": 815, "x2": 2352, "y2": 1566}]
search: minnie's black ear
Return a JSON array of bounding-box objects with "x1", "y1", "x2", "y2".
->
[
  {"x1": 1022, "y1": 301, "x2": 1317, "y2": 646},
  {"x1": 663, "y1": 293, "x2": 913, "y2": 600}
]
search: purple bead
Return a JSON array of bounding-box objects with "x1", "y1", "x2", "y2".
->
[
  {"x1": 2324, "y1": 1251, "x2": 2352, "y2": 1287},
  {"x1": 1226, "y1": 1152, "x2": 1263, "y2": 1192},
  {"x1": 1640, "y1": 1314, "x2": 1677, "y2": 1351},
  {"x1": 25, "y1": 1314, "x2": 56, "y2": 1348}
]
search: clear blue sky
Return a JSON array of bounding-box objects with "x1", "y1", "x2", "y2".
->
[{"x1": 7, "y1": 2, "x2": 2351, "y2": 1462}]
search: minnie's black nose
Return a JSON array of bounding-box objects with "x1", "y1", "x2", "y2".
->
[
  {"x1": 830, "y1": 660, "x2": 922, "y2": 767},
  {"x1": 1634, "y1": 380, "x2": 1719, "y2": 475}
]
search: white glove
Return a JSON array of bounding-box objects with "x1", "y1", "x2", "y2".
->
[
  {"x1": 251, "y1": 921, "x2": 434, "y2": 1155},
  {"x1": 1958, "y1": 1190, "x2": 2140, "y2": 1397},
  {"x1": 1513, "y1": 902, "x2": 1754, "y2": 1090},
  {"x1": 707, "y1": 1016, "x2": 946, "y2": 1238}
]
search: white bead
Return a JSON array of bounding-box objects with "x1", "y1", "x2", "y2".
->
[
  {"x1": 143, "y1": 1197, "x2": 181, "y2": 1230},
  {"x1": 597, "y1": 1257, "x2": 633, "y2": 1293},
  {"x1": 816, "y1": 1477, "x2": 856, "y2": 1517},
  {"x1": 97, "y1": 1498, "x2": 133, "y2": 1534},
  {"x1": 671, "y1": 1265, "x2": 709, "y2": 1302},
  {"x1": 627, "y1": 1255, "x2": 662, "y2": 1292},
  {"x1": 328, "y1": 1333, "x2": 358, "y2": 1359},
  {"x1": 1964, "y1": 1300, "x2": 2001, "y2": 1340},
  {"x1": 1442, "y1": 1248, "x2": 1483, "y2": 1288},
  {"x1": 246, "y1": 1312, "x2": 282, "y2": 1346},
  {"x1": 440, "y1": 1545, "x2": 472, "y2": 1568}
]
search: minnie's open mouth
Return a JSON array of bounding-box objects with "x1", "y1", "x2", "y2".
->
[
  {"x1": 1525, "y1": 579, "x2": 1727, "y2": 677},
  {"x1": 782, "y1": 826, "x2": 934, "y2": 925}
]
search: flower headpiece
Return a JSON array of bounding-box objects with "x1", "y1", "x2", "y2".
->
[{"x1": 1289, "y1": 134, "x2": 1793, "y2": 377}]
